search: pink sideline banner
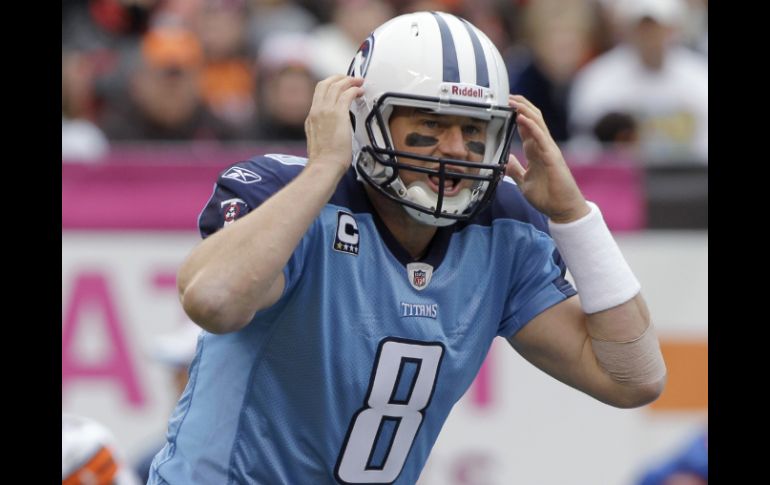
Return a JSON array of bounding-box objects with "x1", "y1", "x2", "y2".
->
[{"x1": 62, "y1": 147, "x2": 645, "y2": 231}]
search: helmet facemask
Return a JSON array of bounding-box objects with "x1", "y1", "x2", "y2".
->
[
  {"x1": 348, "y1": 11, "x2": 517, "y2": 226},
  {"x1": 355, "y1": 93, "x2": 516, "y2": 226}
]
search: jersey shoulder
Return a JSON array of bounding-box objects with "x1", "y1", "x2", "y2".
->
[
  {"x1": 198, "y1": 154, "x2": 307, "y2": 237},
  {"x1": 216, "y1": 153, "x2": 307, "y2": 198},
  {"x1": 469, "y1": 177, "x2": 550, "y2": 234}
]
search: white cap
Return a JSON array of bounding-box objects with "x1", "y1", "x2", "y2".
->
[
  {"x1": 257, "y1": 32, "x2": 315, "y2": 73},
  {"x1": 149, "y1": 320, "x2": 202, "y2": 367},
  {"x1": 617, "y1": 0, "x2": 685, "y2": 26}
]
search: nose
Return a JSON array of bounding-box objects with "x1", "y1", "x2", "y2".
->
[{"x1": 437, "y1": 125, "x2": 468, "y2": 160}]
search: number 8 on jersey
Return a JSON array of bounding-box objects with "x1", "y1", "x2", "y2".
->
[{"x1": 335, "y1": 339, "x2": 445, "y2": 483}]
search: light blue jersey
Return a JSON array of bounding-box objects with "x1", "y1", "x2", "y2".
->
[{"x1": 149, "y1": 154, "x2": 576, "y2": 484}]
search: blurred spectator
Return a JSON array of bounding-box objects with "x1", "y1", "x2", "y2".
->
[
  {"x1": 62, "y1": 118, "x2": 110, "y2": 161},
  {"x1": 507, "y1": 0, "x2": 603, "y2": 142},
  {"x1": 62, "y1": 413, "x2": 142, "y2": 485},
  {"x1": 150, "y1": 0, "x2": 205, "y2": 27},
  {"x1": 63, "y1": 1, "x2": 161, "y2": 124},
  {"x1": 63, "y1": 49, "x2": 109, "y2": 160},
  {"x1": 637, "y1": 429, "x2": 708, "y2": 485},
  {"x1": 245, "y1": 0, "x2": 319, "y2": 55},
  {"x1": 678, "y1": 0, "x2": 708, "y2": 56},
  {"x1": 253, "y1": 33, "x2": 319, "y2": 140},
  {"x1": 458, "y1": 0, "x2": 519, "y2": 54},
  {"x1": 195, "y1": 0, "x2": 259, "y2": 136},
  {"x1": 569, "y1": 0, "x2": 708, "y2": 164},
  {"x1": 62, "y1": 48, "x2": 99, "y2": 122},
  {"x1": 63, "y1": 0, "x2": 158, "y2": 52},
  {"x1": 308, "y1": 0, "x2": 395, "y2": 79},
  {"x1": 593, "y1": 111, "x2": 639, "y2": 145},
  {"x1": 100, "y1": 26, "x2": 238, "y2": 141},
  {"x1": 396, "y1": 0, "x2": 462, "y2": 15},
  {"x1": 133, "y1": 321, "x2": 202, "y2": 483}
]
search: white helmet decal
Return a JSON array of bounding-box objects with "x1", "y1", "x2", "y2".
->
[
  {"x1": 347, "y1": 35, "x2": 374, "y2": 79},
  {"x1": 349, "y1": 11, "x2": 516, "y2": 226}
]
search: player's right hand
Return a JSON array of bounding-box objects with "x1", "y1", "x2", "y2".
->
[{"x1": 305, "y1": 75, "x2": 365, "y2": 177}]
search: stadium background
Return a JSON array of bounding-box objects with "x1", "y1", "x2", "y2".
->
[
  {"x1": 62, "y1": 146, "x2": 706, "y2": 485},
  {"x1": 62, "y1": 0, "x2": 707, "y2": 483}
]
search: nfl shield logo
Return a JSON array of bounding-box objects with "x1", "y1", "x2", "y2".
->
[
  {"x1": 413, "y1": 270, "x2": 426, "y2": 288},
  {"x1": 406, "y1": 262, "x2": 433, "y2": 291}
]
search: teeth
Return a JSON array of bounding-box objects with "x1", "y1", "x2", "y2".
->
[{"x1": 429, "y1": 176, "x2": 456, "y2": 191}]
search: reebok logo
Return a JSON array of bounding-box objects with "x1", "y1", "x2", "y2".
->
[{"x1": 222, "y1": 166, "x2": 262, "y2": 184}]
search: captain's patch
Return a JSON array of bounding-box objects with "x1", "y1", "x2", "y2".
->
[{"x1": 333, "y1": 211, "x2": 360, "y2": 255}]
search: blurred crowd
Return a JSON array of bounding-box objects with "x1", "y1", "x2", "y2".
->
[{"x1": 62, "y1": 0, "x2": 708, "y2": 165}]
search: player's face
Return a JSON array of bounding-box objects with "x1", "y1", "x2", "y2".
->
[{"x1": 388, "y1": 106, "x2": 488, "y2": 197}]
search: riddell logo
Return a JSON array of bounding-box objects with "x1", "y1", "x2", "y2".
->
[{"x1": 451, "y1": 85, "x2": 483, "y2": 98}]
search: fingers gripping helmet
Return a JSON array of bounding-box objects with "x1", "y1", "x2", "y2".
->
[{"x1": 348, "y1": 11, "x2": 516, "y2": 226}]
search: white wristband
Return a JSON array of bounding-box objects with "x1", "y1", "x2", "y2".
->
[{"x1": 548, "y1": 201, "x2": 640, "y2": 314}]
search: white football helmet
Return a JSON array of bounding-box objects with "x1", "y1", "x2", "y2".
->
[
  {"x1": 62, "y1": 413, "x2": 142, "y2": 485},
  {"x1": 348, "y1": 11, "x2": 516, "y2": 226}
]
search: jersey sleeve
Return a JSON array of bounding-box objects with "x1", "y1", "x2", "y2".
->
[
  {"x1": 198, "y1": 182, "x2": 252, "y2": 238},
  {"x1": 497, "y1": 227, "x2": 577, "y2": 338},
  {"x1": 195, "y1": 154, "x2": 312, "y2": 301},
  {"x1": 486, "y1": 177, "x2": 571, "y2": 280},
  {"x1": 198, "y1": 156, "x2": 305, "y2": 237}
]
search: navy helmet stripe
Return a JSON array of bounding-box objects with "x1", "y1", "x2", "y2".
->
[
  {"x1": 460, "y1": 18, "x2": 489, "y2": 87},
  {"x1": 430, "y1": 12, "x2": 460, "y2": 83}
]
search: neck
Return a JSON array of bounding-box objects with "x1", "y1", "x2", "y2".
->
[{"x1": 363, "y1": 184, "x2": 438, "y2": 260}]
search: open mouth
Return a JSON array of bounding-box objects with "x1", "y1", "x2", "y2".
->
[{"x1": 428, "y1": 174, "x2": 463, "y2": 196}]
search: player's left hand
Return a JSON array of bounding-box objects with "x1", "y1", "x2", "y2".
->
[{"x1": 505, "y1": 95, "x2": 590, "y2": 223}]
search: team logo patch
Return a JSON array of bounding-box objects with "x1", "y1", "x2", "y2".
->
[
  {"x1": 222, "y1": 166, "x2": 262, "y2": 184},
  {"x1": 220, "y1": 198, "x2": 248, "y2": 226},
  {"x1": 406, "y1": 262, "x2": 434, "y2": 291},
  {"x1": 333, "y1": 211, "x2": 359, "y2": 255}
]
